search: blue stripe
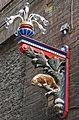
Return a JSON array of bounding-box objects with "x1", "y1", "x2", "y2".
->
[
  {"x1": 63, "y1": 61, "x2": 66, "y2": 112},
  {"x1": 16, "y1": 35, "x2": 67, "y2": 56}
]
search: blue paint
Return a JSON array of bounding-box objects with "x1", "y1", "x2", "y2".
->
[
  {"x1": 16, "y1": 28, "x2": 35, "y2": 37},
  {"x1": 16, "y1": 35, "x2": 67, "y2": 56}
]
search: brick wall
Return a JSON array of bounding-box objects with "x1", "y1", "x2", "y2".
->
[
  {"x1": 0, "y1": 0, "x2": 79, "y2": 120},
  {"x1": 0, "y1": 0, "x2": 12, "y2": 10}
]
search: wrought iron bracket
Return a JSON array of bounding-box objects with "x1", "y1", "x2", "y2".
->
[
  {"x1": 5, "y1": 2, "x2": 70, "y2": 118},
  {"x1": 16, "y1": 35, "x2": 70, "y2": 118}
]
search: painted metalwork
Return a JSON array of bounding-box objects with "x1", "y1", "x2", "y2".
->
[
  {"x1": 16, "y1": 35, "x2": 70, "y2": 118},
  {"x1": 5, "y1": 2, "x2": 49, "y2": 35},
  {"x1": 5, "y1": 2, "x2": 69, "y2": 119}
]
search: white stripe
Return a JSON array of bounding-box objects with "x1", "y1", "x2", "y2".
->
[{"x1": 18, "y1": 40, "x2": 66, "y2": 58}]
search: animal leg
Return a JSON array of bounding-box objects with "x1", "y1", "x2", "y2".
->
[
  {"x1": 37, "y1": 83, "x2": 43, "y2": 87},
  {"x1": 45, "y1": 87, "x2": 60, "y2": 96},
  {"x1": 43, "y1": 84, "x2": 53, "y2": 91}
]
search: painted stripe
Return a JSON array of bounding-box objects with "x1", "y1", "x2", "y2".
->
[
  {"x1": 16, "y1": 35, "x2": 67, "y2": 56},
  {"x1": 16, "y1": 36, "x2": 67, "y2": 58},
  {"x1": 20, "y1": 25, "x2": 33, "y2": 30},
  {"x1": 18, "y1": 39, "x2": 66, "y2": 58},
  {"x1": 60, "y1": 46, "x2": 69, "y2": 119}
]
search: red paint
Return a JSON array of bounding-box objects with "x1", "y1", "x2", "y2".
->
[
  {"x1": 20, "y1": 25, "x2": 33, "y2": 30},
  {"x1": 19, "y1": 42, "x2": 64, "y2": 59},
  {"x1": 18, "y1": 38, "x2": 70, "y2": 119},
  {"x1": 61, "y1": 46, "x2": 70, "y2": 119},
  {"x1": 19, "y1": 43, "x2": 29, "y2": 53}
]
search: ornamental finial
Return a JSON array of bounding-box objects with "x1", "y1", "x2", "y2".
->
[{"x1": 5, "y1": 2, "x2": 49, "y2": 36}]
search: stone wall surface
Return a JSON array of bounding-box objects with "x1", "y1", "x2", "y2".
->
[{"x1": 0, "y1": 0, "x2": 79, "y2": 120}]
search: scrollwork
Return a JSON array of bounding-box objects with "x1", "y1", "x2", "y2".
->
[{"x1": 24, "y1": 46, "x2": 65, "y2": 116}]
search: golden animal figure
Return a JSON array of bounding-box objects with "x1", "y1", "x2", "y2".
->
[{"x1": 31, "y1": 74, "x2": 60, "y2": 96}]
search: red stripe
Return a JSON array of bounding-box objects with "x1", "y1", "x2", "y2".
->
[
  {"x1": 20, "y1": 25, "x2": 33, "y2": 30},
  {"x1": 65, "y1": 47, "x2": 70, "y2": 115},
  {"x1": 19, "y1": 42, "x2": 64, "y2": 59},
  {"x1": 61, "y1": 47, "x2": 70, "y2": 119}
]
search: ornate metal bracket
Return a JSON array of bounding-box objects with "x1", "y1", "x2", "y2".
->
[
  {"x1": 16, "y1": 35, "x2": 70, "y2": 118},
  {"x1": 5, "y1": 2, "x2": 69, "y2": 119}
]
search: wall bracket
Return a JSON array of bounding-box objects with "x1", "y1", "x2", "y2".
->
[{"x1": 16, "y1": 35, "x2": 70, "y2": 118}]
